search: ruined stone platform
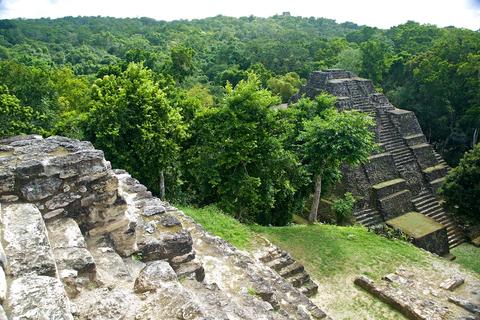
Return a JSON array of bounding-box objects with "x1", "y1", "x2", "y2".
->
[
  {"x1": 0, "y1": 135, "x2": 329, "y2": 319},
  {"x1": 387, "y1": 212, "x2": 449, "y2": 256}
]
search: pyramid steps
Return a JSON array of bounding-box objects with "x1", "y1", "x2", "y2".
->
[
  {"x1": 353, "y1": 207, "x2": 384, "y2": 227},
  {"x1": 411, "y1": 192, "x2": 464, "y2": 249},
  {"x1": 258, "y1": 246, "x2": 319, "y2": 297}
]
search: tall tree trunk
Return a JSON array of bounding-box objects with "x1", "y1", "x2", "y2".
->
[
  {"x1": 309, "y1": 174, "x2": 322, "y2": 224},
  {"x1": 473, "y1": 128, "x2": 478, "y2": 147},
  {"x1": 159, "y1": 171, "x2": 165, "y2": 200}
]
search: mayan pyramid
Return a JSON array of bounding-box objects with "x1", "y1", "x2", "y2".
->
[{"x1": 292, "y1": 70, "x2": 464, "y2": 252}]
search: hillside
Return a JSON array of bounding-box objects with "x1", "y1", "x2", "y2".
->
[
  {"x1": 181, "y1": 205, "x2": 480, "y2": 319},
  {"x1": 1, "y1": 15, "x2": 478, "y2": 166}
]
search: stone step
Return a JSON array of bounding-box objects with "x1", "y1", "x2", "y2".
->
[
  {"x1": 448, "y1": 235, "x2": 465, "y2": 248},
  {"x1": 396, "y1": 158, "x2": 415, "y2": 167},
  {"x1": 357, "y1": 214, "x2": 383, "y2": 227},
  {"x1": 266, "y1": 256, "x2": 294, "y2": 271},
  {"x1": 411, "y1": 192, "x2": 431, "y2": 204},
  {"x1": 427, "y1": 208, "x2": 446, "y2": 219},
  {"x1": 391, "y1": 148, "x2": 410, "y2": 155},
  {"x1": 372, "y1": 178, "x2": 406, "y2": 199},
  {"x1": 430, "y1": 177, "x2": 446, "y2": 194},
  {"x1": 299, "y1": 279, "x2": 318, "y2": 297},
  {"x1": 259, "y1": 249, "x2": 287, "y2": 263},
  {"x1": 412, "y1": 195, "x2": 437, "y2": 207},
  {"x1": 394, "y1": 154, "x2": 414, "y2": 164},
  {"x1": 1, "y1": 203, "x2": 57, "y2": 277},
  {"x1": 388, "y1": 146, "x2": 409, "y2": 154},
  {"x1": 355, "y1": 209, "x2": 378, "y2": 220},
  {"x1": 416, "y1": 200, "x2": 441, "y2": 213},
  {"x1": 421, "y1": 204, "x2": 443, "y2": 216},
  {"x1": 279, "y1": 261, "x2": 304, "y2": 278},
  {"x1": 290, "y1": 271, "x2": 310, "y2": 288},
  {"x1": 423, "y1": 165, "x2": 448, "y2": 182}
]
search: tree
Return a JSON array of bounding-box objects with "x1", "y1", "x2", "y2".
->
[
  {"x1": 186, "y1": 74, "x2": 303, "y2": 225},
  {"x1": 298, "y1": 108, "x2": 376, "y2": 223},
  {"x1": 0, "y1": 85, "x2": 37, "y2": 137},
  {"x1": 267, "y1": 72, "x2": 303, "y2": 103},
  {"x1": 360, "y1": 38, "x2": 393, "y2": 85},
  {"x1": 440, "y1": 143, "x2": 480, "y2": 224},
  {"x1": 335, "y1": 47, "x2": 363, "y2": 74},
  {"x1": 167, "y1": 45, "x2": 195, "y2": 83},
  {"x1": 84, "y1": 62, "x2": 186, "y2": 198}
]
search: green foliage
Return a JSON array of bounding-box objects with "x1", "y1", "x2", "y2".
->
[
  {"x1": 359, "y1": 38, "x2": 393, "y2": 84},
  {"x1": 179, "y1": 205, "x2": 254, "y2": 249},
  {"x1": 298, "y1": 108, "x2": 376, "y2": 177},
  {"x1": 334, "y1": 47, "x2": 363, "y2": 75},
  {"x1": 0, "y1": 85, "x2": 37, "y2": 137},
  {"x1": 186, "y1": 74, "x2": 303, "y2": 225},
  {"x1": 367, "y1": 225, "x2": 413, "y2": 242},
  {"x1": 332, "y1": 192, "x2": 356, "y2": 225},
  {"x1": 440, "y1": 143, "x2": 480, "y2": 224},
  {"x1": 83, "y1": 62, "x2": 187, "y2": 196},
  {"x1": 167, "y1": 45, "x2": 195, "y2": 83},
  {"x1": 266, "y1": 72, "x2": 303, "y2": 103}
]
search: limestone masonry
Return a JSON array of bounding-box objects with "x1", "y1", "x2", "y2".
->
[
  {"x1": 292, "y1": 69, "x2": 464, "y2": 255},
  {"x1": 0, "y1": 135, "x2": 328, "y2": 320}
]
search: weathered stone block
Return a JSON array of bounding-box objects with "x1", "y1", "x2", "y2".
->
[
  {"x1": 411, "y1": 143, "x2": 437, "y2": 169},
  {"x1": 439, "y1": 277, "x2": 464, "y2": 291},
  {"x1": 134, "y1": 260, "x2": 177, "y2": 293},
  {"x1": 8, "y1": 275, "x2": 74, "y2": 320},
  {"x1": 0, "y1": 170, "x2": 14, "y2": 193},
  {"x1": 364, "y1": 153, "x2": 397, "y2": 185},
  {"x1": 388, "y1": 109, "x2": 423, "y2": 137},
  {"x1": 139, "y1": 229, "x2": 193, "y2": 261},
  {"x1": 1, "y1": 203, "x2": 56, "y2": 277},
  {"x1": 20, "y1": 176, "x2": 62, "y2": 201},
  {"x1": 403, "y1": 133, "x2": 427, "y2": 147},
  {"x1": 387, "y1": 212, "x2": 449, "y2": 256},
  {"x1": 372, "y1": 178, "x2": 407, "y2": 199},
  {"x1": 377, "y1": 189, "x2": 412, "y2": 220},
  {"x1": 422, "y1": 164, "x2": 448, "y2": 182}
]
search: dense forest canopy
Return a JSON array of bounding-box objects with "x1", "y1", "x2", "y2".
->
[{"x1": 0, "y1": 15, "x2": 479, "y2": 224}]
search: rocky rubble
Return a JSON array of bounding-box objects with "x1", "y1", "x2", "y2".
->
[
  {"x1": 355, "y1": 267, "x2": 480, "y2": 320},
  {"x1": 0, "y1": 135, "x2": 328, "y2": 319}
]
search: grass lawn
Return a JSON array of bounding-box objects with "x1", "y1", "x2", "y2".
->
[
  {"x1": 451, "y1": 243, "x2": 480, "y2": 274},
  {"x1": 178, "y1": 205, "x2": 254, "y2": 250},
  {"x1": 251, "y1": 223, "x2": 426, "y2": 280}
]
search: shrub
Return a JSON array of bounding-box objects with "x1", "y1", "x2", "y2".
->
[{"x1": 332, "y1": 192, "x2": 356, "y2": 225}]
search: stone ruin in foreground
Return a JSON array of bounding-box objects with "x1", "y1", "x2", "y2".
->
[
  {"x1": 292, "y1": 69, "x2": 464, "y2": 256},
  {"x1": 0, "y1": 135, "x2": 328, "y2": 320}
]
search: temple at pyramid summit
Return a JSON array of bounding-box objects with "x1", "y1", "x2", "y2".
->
[{"x1": 292, "y1": 70, "x2": 464, "y2": 255}]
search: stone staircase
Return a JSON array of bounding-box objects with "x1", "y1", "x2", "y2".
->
[
  {"x1": 353, "y1": 207, "x2": 384, "y2": 227},
  {"x1": 258, "y1": 246, "x2": 318, "y2": 297},
  {"x1": 433, "y1": 150, "x2": 450, "y2": 169},
  {"x1": 378, "y1": 112, "x2": 417, "y2": 172},
  {"x1": 411, "y1": 191, "x2": 464, "y2": 248}
]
